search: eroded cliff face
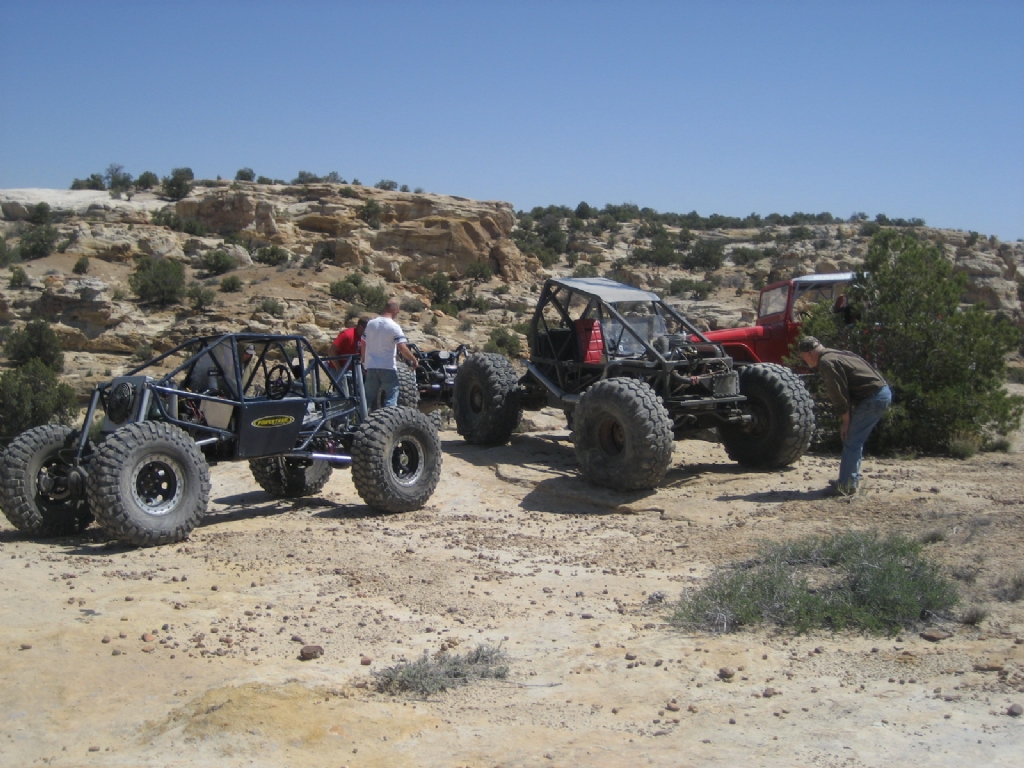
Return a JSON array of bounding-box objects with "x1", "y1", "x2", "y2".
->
[{"x1": 1, "y1": 183, "x2": 1021, "y2": 399}]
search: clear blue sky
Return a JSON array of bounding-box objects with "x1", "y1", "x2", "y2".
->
[{"x1": 2, "y1": 1, "x2": 1022, "y2": 239}]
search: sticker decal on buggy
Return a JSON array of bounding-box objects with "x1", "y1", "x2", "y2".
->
[{"x1": 251, "y1": 415, "x2": 295, "y2": 428}]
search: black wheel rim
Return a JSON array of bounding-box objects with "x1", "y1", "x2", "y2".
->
[
  {"x1": 469, "y1": 383, "x2": 484, "y2": 414},
  {"x1": 131, "y1": 453, "x2": 183, "y2": 516},
  {"x1": 745, "y1": 398, "x2": 772, "y2": 438},
  {"x1": 597, "y1": 417, "x2": 626, "y2": 456},
  {"x1": 36, "y1": 457, "x2": 73, "y2": 509},
  {"x1": 390, "y1": 435, "x2": 425, "y2": 486}
]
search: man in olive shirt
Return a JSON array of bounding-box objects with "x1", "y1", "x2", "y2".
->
[{"x1": 797, "y1": 336, "x2": 892, "y2": 496}]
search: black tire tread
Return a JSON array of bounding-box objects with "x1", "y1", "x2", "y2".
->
[
  {"x1": 1, "y1": 425, "x2": 93, "y2": 537},
  {"x1": 86, "y1": 422, "x2": 210, "y2": 547},
  {"x1": 573, "y1": 378, "x2": 674, "y2": 491},
  {"x1": 454, "y1": 353, "x2": 521, "y2": 445},
  {"x1": 352, "y1": 407, "x2": 441, "y2": 513},
  {"x1": 720, "y1": 363, "x2": 815, "y2": 468}
]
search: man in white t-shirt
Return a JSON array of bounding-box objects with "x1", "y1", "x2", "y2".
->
[{"x1": 361, "y1": 297, "x2": 418, "y2": 408}]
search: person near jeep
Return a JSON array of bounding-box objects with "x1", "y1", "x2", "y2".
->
[
  {"x1": 361, "y1": 298, "x2": 417, "y2": 409},
  {"x1": 797, "y1": 336, "x2": 891, "y2": 496},
  {"x1": 331, "y1": 316, "x2": 368, "y2": 362}
]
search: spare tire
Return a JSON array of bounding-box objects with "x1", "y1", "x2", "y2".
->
[{"x1": 573, "y1": 378, "x2": 674, "y2": 491}]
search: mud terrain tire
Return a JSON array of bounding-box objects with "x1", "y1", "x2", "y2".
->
[
  {"x1": 249, "y1": 457, "x2": 333, "y2": 498},
  {"x1": 573, "y1": 379, "x2": 674, "y2": 491},
  {"x1": 720, "y1": 363, "x2": 815, "y2": 468},
  {"x1": 1, "y1": 425, "x2": 93, "y2": 537},
  {"x1": 87, "y1": 422, "x2": 210, "y2": 547},
  {"x1": 454, "y1": 353, "x2": 520, "y2": 445},
  {"x1": 352, "y1": 407, "x2": 441, "y2": 513}
]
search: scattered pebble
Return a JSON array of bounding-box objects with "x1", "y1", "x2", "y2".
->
[
  {"x1": 101, "y1": 636, "x2": 111, "y2": 644},
  {"x1": 718, "y1": 667, "x2": 736, "y2": 681},
  {"x1": 300, "y1": 645, "x2": 324, "y2": 661},
  {"x1": 19, "y1": 643, "x2": 32, "y2": 651},
  {"x1": 1008, "y1": 703, "x2": 1023, "y2": 717},
  {"x1": 920, "y1": 629, "x2": 952, "y2": 642},
  {"x1": 360, "y1": 656, "x2": 372, "y2": 666}
]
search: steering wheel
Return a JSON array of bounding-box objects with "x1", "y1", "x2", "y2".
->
[{"x1": 265, "y1": 364, "x2": 293, "y2": 400}]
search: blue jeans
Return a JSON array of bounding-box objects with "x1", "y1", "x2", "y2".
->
[
  {"x1": 364, "y1": 368, "x2": 399, "y2": 409},
  {"x1": 838, "y1": 385, "x2": 892, "y2": 491}
]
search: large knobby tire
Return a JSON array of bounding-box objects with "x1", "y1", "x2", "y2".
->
[
  {"x1": 1, "y1": 425, "x2": 93, "y2": 537},
  {"x1": 87, "y1": 422, "x2": 210, "y2": 547},
  {"x1": 249, "y1": 457, "x2": 333, "y2": 498},
  {"x1": 370, "y1": 365, "x2": 419, "y2": 410},
  {"x1": 573, "y1": 379, "x2": 674, "y2": 491},
  {"x1": 453, "y1": 352, "x2": 521, "y2": 445},
  {"x1": 720, "y1": 363, "x2": 816, "y2": 468},
  {"x1": 352, "y1": 407, "x2": 441, "y2": 513}
]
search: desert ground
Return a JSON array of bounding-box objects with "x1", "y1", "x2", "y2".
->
[{"x1": 2, "y1": 406, "x2": 1023, "y2": 768}]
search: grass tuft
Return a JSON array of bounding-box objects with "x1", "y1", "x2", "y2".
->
[
  {"x1": 669, "y1": 531, "x2": 958, "y2": 636},
  {"x1": 994, "y1": 571, "x2": 1024, "y2": 603},
  {"x1": 373, "y1": 644, "x2": 509, "y2": 697}
]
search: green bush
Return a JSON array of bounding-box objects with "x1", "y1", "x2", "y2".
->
[
  {"x1": 261, "y1": 298, "x2": 284, "y2": 317},
  {"x1": 253, "y1": 245, "x2": 289, "y2": 266},
  {"x1": 161, "y1": 167, "x2": 194, "y2": 201},
  {"x1": 9, "y1": 266, "x2": 30, "y2": 288},
  {"x1": 483, "y1": 326, "x2": 521, "y2": 357},
  {"x1": 339, "y1": 186, "x2": 361, "y2": 199},
  {"x1": 27, "y1": 202, "x2": 52, "y2": 225},
  {"x1": 186, "y1": 283, "x2": 216, "y2": 311},
  {"x1": 357, "y1": 199, "x2": 383, "y2": 229},
  {"x1": 465, "y1": 261, "x2": 493, "y2": 281},
  {"x1": 670, "y1": 531, "x2": 958, "y2": 635},
  {"x1": 200, "y1": 249, "x2": 236, "y2": 275},
  {"x1": 682, "y1": 239, "x2": 724, "y2": 271},
  {"x1": 374, "y1": 180, "x2": 398, "y2": 191},
  {"x1": 329, "y1": 278, "x2": 360, "y2": 302},
  {"x1": 129, "y1": 256, "x2": 186, "y2": 306},
  {"x1": 18, "y1": 225, "x2": 59, "y2": 260},
  {"x1": 360, "y1": 285, "x2": 388, "y2": 313},
  {"x1": 104, "y1": 164, "x2": 133, "y2": 193},
  {"x1": 70, "y1": 173, "x2": 105, "y2": 190},
  {"x1": 136, "y1": 171, "x2": 158, "y2": 190},
  {"x1": 3, "y1": 319, "x2": 65, "y2": 372},
  {"x1": 420, "y1": 273, "x2": 454, "y2": 305},
  {"x1": 572, "y1": 263, "x2": 598, "y2": 278},
  {"x1": 802, "y1": 230, "x2": 1024, "y2": 453},
  {"x1": 219, "y1": 275, "x2": 243, "y2": 293},
  {"x1": 151, "y1": 207, "x2": 207, "y2": 236},
  {"x1": 234, "y1": 167, "x2": 255, "y2": 182},
  {"x1": 291, "y1": 170, "x2": 320, "y2": 184},
  {"x1": 0, "y1": 359, "x2": 79, "y2": 441},
  {"x1": 668, "y1": 277, "x2": 714, "y2": 300},
  {"x1": 0, "y1": 235, "x2": 11, "y2": 267},
  {"x1": 72, "y1": 256, "x2": 90, "y2": 275}
]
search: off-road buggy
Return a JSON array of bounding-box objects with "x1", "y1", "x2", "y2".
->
[
  {"x1": 452, "y1": 277, "x2": 815, "y2": 491},
  {"x1": 0, "y1": 333, "x2": 441, "y2": 547}
]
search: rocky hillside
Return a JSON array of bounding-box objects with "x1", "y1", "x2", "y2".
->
[{"x1": 1, "y1": 182, "x2": 1022, "y2": 399}]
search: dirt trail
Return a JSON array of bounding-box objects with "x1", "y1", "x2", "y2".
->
[{"x1": 2, "y1": 414, "x2": 1023, "y2": 767}]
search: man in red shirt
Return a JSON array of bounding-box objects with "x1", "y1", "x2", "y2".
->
[{"x1": 331, "y1": 316, "x2": 368, "y2": 360}]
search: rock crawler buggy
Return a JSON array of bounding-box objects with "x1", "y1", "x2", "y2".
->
[
  {"x1": 452, "y1": 277, "x2": 815, "y2": 491},
  {"x1": 0, "y1": 333, "x2": 441, "y2": 546}
]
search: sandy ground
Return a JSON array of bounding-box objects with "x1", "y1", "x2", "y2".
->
[{"x1": 2, "y1": 411, "x2": 1023, "y2": 768}]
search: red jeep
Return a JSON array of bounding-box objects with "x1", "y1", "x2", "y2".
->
[{"x1": 704, "y1": 272, "x2": 855, "y2": 365}]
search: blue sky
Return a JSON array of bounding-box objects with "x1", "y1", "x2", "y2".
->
[{"x1": 1, "y1": 1, "x2": 1021, "y2": 239}]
